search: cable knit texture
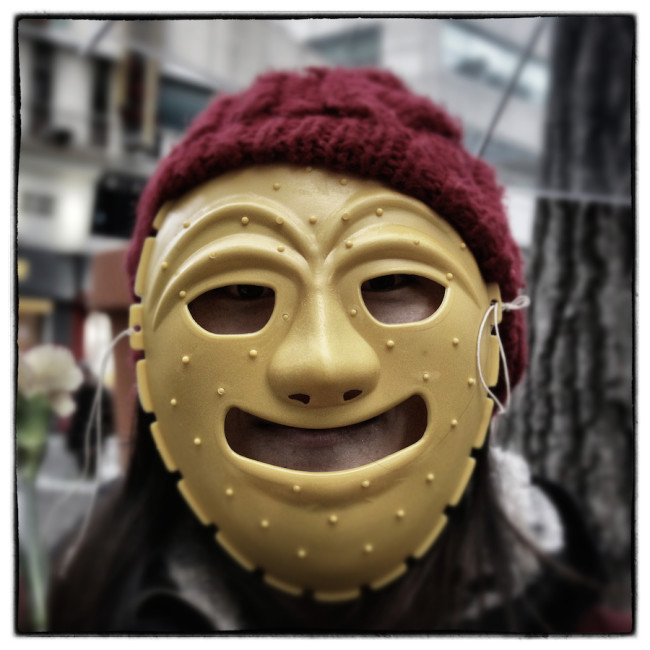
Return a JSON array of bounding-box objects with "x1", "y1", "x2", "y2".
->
[{"x1": 127, "y1": 67, "x2": 527, "y2": 390}]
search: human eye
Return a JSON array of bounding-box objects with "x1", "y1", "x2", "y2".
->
[
  {"x1": 360, "y1": 274, "x2": 445, "y2": 324},
  {"x1": 361, "y1": 274, "x2": 412, "y2": 293},
  {"x1": 188, "y1": 285, "x2": 275, "y2": 334},
  {"x1": 224, "y1": 284, "x2": 274, "y2": 300}
]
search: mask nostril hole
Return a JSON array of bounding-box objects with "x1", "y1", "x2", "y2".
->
[
  {"x1": 289, "y1": 393, "x2": 311, "y2": 405},
  {"x1": 343, "y1": 390, "x2": 362, "y2": 402}
]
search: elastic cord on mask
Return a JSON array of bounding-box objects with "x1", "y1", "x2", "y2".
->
[
  {"x1": 476, "y1": 296, "x2": 530, "y2": 415},
  {"x1": 49, "y1": 327, "x2": 135, "y2": 578}
]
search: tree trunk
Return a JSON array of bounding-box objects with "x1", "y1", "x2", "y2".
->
[{"x1": 500, "y1": 16, "x2": 634, "y2": 608}]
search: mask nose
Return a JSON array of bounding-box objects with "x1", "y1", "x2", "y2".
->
[{"x1": 267, "y1": 295, "x2": 380, "y2": 408}]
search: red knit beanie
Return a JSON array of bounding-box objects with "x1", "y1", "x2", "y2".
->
[{"x1": 127, "y1": 67, "x2": 527, "y2": 390}]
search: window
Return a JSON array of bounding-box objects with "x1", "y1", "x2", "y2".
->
[
  {"x1": 91, "y1": 57, "x2": 111, "y2": 147},
  {"x1": 29, "y1": 39, "x2": 54, "y2": 135},
  {"x1": 157, "y1": 77, "x2": 214, "y2": 132},
  {"x1": 308, "y1": 25, "x2": 382, "y2": 67},
  {"x1": 21, "y1": 191, "x2": 56, "y2": 218},
  {"x1": 442, "y1": 22, "x2": 549, "y2": 105},
  {"x1": 91, "y1": 173, "x2": 148, "y2": 239}
]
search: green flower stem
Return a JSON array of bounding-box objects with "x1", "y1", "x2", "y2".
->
[
  {"x1": 17, "y1": 393, "x2": 52, "y2": 631},
  {"x1": 19, "y1": 477, "x2": 49, "y2": 631},
  {"x1": 16, "y1": 394, "x2": 51, "y2": 482}
]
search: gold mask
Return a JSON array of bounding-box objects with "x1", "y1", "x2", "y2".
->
[{"x1": 130, "y1": 165, "x2": 501, "y2": 601}]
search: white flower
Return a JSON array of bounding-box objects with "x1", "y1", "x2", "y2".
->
[{"x1": 17, "y1": 345, "x2": 84, "y2": 417}]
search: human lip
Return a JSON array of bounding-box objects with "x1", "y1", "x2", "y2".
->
[
  {"x1": 243, "y1": 413, "x2": 384, "y2": 448},
  {"x1": 224, "y1": 396, "x2": 427, "y2": 471},
  {"x1": 226, "y1": 395, "x2": 426, "y2": 448}
]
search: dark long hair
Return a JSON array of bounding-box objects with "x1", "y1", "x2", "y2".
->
[
  {"x1": 48, "y1": 409, "x2": 181, "y2": 631},
  {"x1": 47, "y1": 406, "x2": 597, "y2": 633}
]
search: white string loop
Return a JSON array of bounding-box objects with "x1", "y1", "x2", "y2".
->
[
  {"x1": 50, "y1": 327, "x2": 135, "y2": 577},
  {"x1": 476, "y1": 296, "x2": 530, "y2": 416}
]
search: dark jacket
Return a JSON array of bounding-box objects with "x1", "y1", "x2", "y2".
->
[{"x1": 81, "y1": 479, "x2": 631, "y2": 634}]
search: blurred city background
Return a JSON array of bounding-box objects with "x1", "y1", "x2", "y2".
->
[
  {"x1": 15, "y1": 15, "x2": 634, "y2": 617},
  {"x1": 16, "y1": 15, "x2": 550, "y2": 497}
]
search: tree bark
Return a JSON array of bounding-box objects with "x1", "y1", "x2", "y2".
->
[{"x1": 499, "y1": 16, "x2": 634, "y2": 607}]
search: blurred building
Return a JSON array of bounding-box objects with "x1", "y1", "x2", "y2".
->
[
  {"x1": 289, "y1": 16, "x2": 552, "y2": 246},
  {"x1": 16, "y1": 18, "x2": 326, "y2": 449},
  {"x1": 16, "y1": 16, "x2": 551, "y2": 454},
  {"x1": 17, "y1": 18, "x2": 327, "y2": 337}
]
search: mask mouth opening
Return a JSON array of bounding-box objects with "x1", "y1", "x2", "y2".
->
[{"x1": 224, "y1": 395, "x2": 428, "y2": 472}]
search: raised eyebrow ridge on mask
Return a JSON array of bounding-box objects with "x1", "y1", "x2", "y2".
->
[
  {"x1": 158, "y1": 198, "x2": 318, "y2": 262},
  {"x1": 326, "y1": 227, "x2": 480, "y2": 300},
  {"x1": 322, "y1": 191, "x2": 449, "y2": 248},
  {"x1": 150, "y1": 239, "x2": 312, "y2": 330}
]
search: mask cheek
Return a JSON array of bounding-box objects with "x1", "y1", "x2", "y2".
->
[{"x1": 385, "y1": 312, "x2": 484, "y2": 443}]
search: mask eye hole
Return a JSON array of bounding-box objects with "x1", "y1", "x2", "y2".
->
[
  {"x1": 360, "y1": 274, "x2": 445, "y2": 324},
  {"x1": 188, "y1": 285, "x2": 275, "y2": 334}
]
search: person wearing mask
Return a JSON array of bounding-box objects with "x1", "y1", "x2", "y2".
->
[{"x1": 48, "y1": 67, "x2": 627, "y2": 634}]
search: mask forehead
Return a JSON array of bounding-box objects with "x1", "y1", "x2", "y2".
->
[
  {"x1": 151, "y1": 165, "x2": 470, "y2": 269},
  {"x1": 131, "y1": 164, "x2": 502, "y2": 600}
]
